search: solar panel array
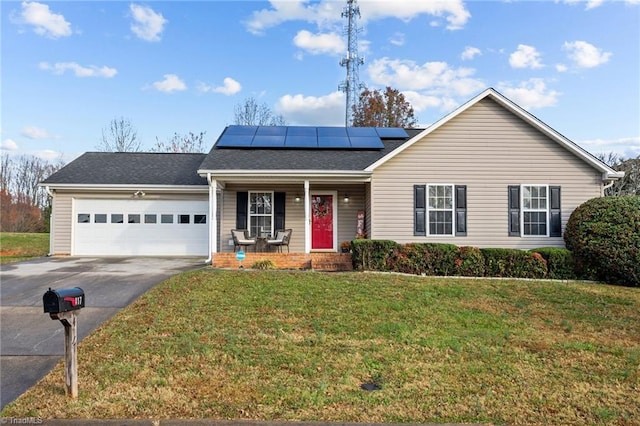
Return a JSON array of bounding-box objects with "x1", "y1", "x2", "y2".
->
[{"x1": 215, "y1": 126, "x2": 409, "y2": 149}]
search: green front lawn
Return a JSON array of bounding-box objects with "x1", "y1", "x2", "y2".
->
[
  {"x1": 3, "y1": 270, "x2": 639, "y2": 424},
  {"x1": 0, "y1": 232, "x2": 49, "y2": 264}
]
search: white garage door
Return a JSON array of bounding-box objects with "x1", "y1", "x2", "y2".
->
[{"x1": 73, "y1": 199, "x2": 209, "y2": 256}]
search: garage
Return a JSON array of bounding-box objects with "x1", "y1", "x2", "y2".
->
[{"x1": 73, "y1": 199, "x2": 209, "y2": 256}]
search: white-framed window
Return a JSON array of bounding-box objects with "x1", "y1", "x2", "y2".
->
[
  {"x1": 522, "y1": 185, "x2": 548, "y2": 236},
  {"x1": 428, "y1": 184, "x2": 454, "y2": 236},
  {"x1": 249, "y1": 191, "x2": 274, "y2": 237}
]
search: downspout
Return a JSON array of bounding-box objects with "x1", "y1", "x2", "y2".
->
[
  {"x1": 601, "y1": 172, "x2": 617, "y2": 196},
  {"x1": 44, "y1": 186, "x2": 54, "y2": 256},
  {"x1": 205, "y1": 173, "x2": 214, "y2": 264}
]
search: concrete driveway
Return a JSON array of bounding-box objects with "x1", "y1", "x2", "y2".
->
[{"x1": 0, "y1": 256, "x2": 205, "y2": 410}]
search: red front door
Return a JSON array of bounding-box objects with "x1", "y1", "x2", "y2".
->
[{"x1": 311, "y1": 194, "x2": 334, "y2": 250}]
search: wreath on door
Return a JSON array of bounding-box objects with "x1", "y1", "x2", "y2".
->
[{"x1": 313, "y1": 196, "x2": 330, "y2": 218}]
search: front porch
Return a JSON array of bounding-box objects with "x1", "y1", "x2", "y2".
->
[{"x1": 213, "y1": 252, "x2": 353, "y2": 271}]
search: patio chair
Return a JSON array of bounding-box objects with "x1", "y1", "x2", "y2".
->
[
  {"x1": 231, "y1": 229, "x2": 256, "y2": 252},
  {"x1": 267, "y1": 229, "x2": 292, "y2": 253}
]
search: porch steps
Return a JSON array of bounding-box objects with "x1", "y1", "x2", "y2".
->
[{"x1": 310, "y1": 253, "x2": 353, "y2": 272}]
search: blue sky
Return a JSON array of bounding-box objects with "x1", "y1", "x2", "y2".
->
[{"x1": 2, "y1": 0, "x2": 639, "y2": 163}]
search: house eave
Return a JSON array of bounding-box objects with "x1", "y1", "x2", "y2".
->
[
  {"x1": 38, "y1": 183, "x2": 209, "y2": 193},
  {"x1": 198, "y1": 169, "x2": 372, "y2": 183}
]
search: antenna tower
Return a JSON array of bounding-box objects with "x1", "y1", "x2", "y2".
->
[{"x1": 339, "y1": 0, "x2": 364, "y2": 126}]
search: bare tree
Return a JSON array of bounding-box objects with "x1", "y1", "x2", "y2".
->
[
  {"x1": 233, "y1": 97, "x2": 286, "y2": 126},
  {"x1": 152, "y1": 131, "x2": 207, "y2": 153},
  {"x1": 97, "y1": 117, "x2": 141, "y2": 152},
  {"x1": 598, "y1": 152, "x2": 640, "y2": 196}
]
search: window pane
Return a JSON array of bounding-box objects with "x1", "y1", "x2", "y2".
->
[
  {"x1": 178, "y1": 214, "x2": 190, "y2": 224},
  {"x1": 144, "y1": 214, "x2": 157, "y2": 224},
  {"x1": 111, "y1": 214, "x2": 123, "y2": 224},
  {"x1": 95, "y1": 214, "x2": 107, "y2": 223},
  {"x1": 161, "y1": 214, "x2": 173, "y2": 224},
  {"x1": 128, "y1": 214, "x2": 140, "y2": 224},
  {"x1": 194, "y1": 214, "x2": 206, "y2": 224},
  {"x1": 77, "y1": 214, "x2": 90, "y2": 223},
  {"x1": 524, "y1": 211, "x2": 547, "y2": 236},
  {"x1": 250, "y1": 215, "x2": 272, "y2": 237}
]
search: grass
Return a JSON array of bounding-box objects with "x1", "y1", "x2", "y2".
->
[
  {"x1": 2, "y1": 270, "x2": 639, "y2": 424},
  {"x1": 0, "y1": 232, "x2": 49, "y2": 264}
]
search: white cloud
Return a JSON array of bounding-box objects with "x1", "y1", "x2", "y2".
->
[
  {"x1": 367, "y1": 57, "x2": 484, "y2": 97},
  {"x1": 509, "y1": 44, "x2": 544, "y2": 69},
  {"x1": 130, "y1": 4, "x2": 167, "y2": 42},
  {"x1": 38, "y1": 61, "x2": 117, "y2": 78},
  {"x1": 461, "y1": 46, "x2": 481, "y2": 61},
  {"x1": 563, "y1": 40, "x2": 611, "y2": 68},
  {"x1": 152, "y1": 74, "x2": 187, "y2": 93},
  {"x1": 275, "y1": 91, "x2": 344, "y2": 125},
  {"x1": 389, "y1": 32, "x2": 405, "y2": 47},
  {"x1": 555, "y1": 64, "x2": 568, "y2": 72},
  {"x1": 579, "y1": 136, "x2": 640, "y2": 159},
  {"x1": 401, "y1": 91, "x2": 458, "y2": 113},
  {"x1": 1, "y1": 139, "x2": 19, "y2": 151},
  {"x1": 293, "y1": 30, "x2": 344, "y2": 55},
  {"x1": 497, "y1": 79, "x2": 560, "y2": 110},
  {"x1": 557, "y1": 0, "x2": 604, "y2": 10},
  {"x1": 21, "y1": 126, "x2": 51, "y2": 139},
  {"x1": 245, "y1": 0, "x2": 470, "y2": 34},
  {"x1": 214, "y1": 77, "x2": 242, "y2": 96},
  {"x1": 15, "y1": 1, "x2": 72, "y2": 38}
]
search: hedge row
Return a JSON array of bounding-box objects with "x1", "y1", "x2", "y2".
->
[{"x1": 351, "y1": 240, "x2": 579, "y2": 280}]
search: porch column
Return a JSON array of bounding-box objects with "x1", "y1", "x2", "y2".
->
[
  {"x1": 304, "y1": 180, "x2": 310, "y2": 253},
  {"x1": 210, "y1": 178, "x2": 217, "y2": 255}
]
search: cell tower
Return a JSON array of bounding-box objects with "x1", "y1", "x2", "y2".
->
[{"x1": 339, "y1": 0, "x2": 364, "y2": 126}]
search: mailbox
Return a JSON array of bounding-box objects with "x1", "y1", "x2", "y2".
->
[{"x1": 43, "y1": 287, "x2": 85, "y2": 314}]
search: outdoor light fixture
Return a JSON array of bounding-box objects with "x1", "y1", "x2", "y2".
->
[
  {"x1": 343, "y1": 194, "x2": 350, "y2": 203},
  {"x1": 133, "y1": 190, "x2": 146, "y2": 198},
  {"x1": 294, "y1": 194, "x2": 301, "y2": 203}
]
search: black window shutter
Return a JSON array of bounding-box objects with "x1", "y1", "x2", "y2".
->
[
  {"x1": 236, "y1": 191, "x2": 248, "y2": 229},
  {"x1": 274, "y1": 192, "x2": 286, "y2": 231},
  {"x1": 455, "y1": 185, "x2": 467, "y2": 236},
  {"x1": 549, "y1": 186, "x2": 561, "y2": 237},
  {"x1": 414, "y1": 185, "x2": 426, "y2": 236},
  {"x1": 508, "y1": 185, "x2": 520, "y2": 236}
]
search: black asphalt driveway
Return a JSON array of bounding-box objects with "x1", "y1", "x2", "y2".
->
[{"x1": 0, "y1": 256, "x2": 204, "y2": 409}]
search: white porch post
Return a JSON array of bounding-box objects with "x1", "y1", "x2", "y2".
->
[
  {"x1": 304, "y1": 180, "x2": 310, "y2": 253},
  {"x1": 210, "y1": 177, "x2": 217, "y2": 256}
]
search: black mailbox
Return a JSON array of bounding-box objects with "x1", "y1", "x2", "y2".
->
[{"x1": 43, "y1": 287, "x2": 85, "y2": 314}]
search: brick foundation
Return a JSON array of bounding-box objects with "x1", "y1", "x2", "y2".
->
[{"x1": 212, "y1": 252, "x2": 353, "y2": 271}]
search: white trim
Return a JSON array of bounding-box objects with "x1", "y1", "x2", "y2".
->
[
  {"x1": 304, "y1": 180, "x2": 310, "y2": 253},
  {"x1": 426, "y1": 184, "x2": 456, "y2": 237},
  {"x1": 310, "y1": 190, "x2": 338, "y2": 252},
  {"x1": 38, "y1": 183, "x2": 208, "y2": 193},
  {"x1": 520, "y1": 184, "x2": 550, "y2": 238},
  {"x1": 365, "y1": 88, "x2": 622, "y2": 180},
  {"x1": 248, "y1": 191, "x2": 275, "y2": 238}
]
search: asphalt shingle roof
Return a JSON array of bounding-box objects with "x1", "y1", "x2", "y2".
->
[
  {"x1": 42, "y1": 152, "x2": 208, "y2": 186},
  {"x1": 198, "y1": 128, "x2": 422, "y2": 172}
]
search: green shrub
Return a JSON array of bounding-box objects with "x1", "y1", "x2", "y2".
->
[
  {"x1": 252, "y1": 259, "x2": 275, "y2": 270},
  {"x1": 391, "y1": 243, "x2": 458, "y2": 276},
  {"x1": 351, "y1": 239, "x2": 399, "y2": 271},
  {"x1": 564, "y1": 196, "x2": 640, "y2": 286},
  {"x1": 455, "y1": 246, "x2": 485, "y2": 277},
  {"x1": 531, "y1": 247, "x2": 577, "y2": 280},
  {"x1": 481, "y1": 248, "x2": 547, "y2": 279}
]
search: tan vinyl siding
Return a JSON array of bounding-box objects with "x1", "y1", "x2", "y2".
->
[
  {"x1": 50, "y1": 190, "x2": 207, "y2": 255},
  {"x1": 220, "y1": 184, "x2": 366, "y2": 253},
  {"x1": 370, "y1": 97, "x2": 603, "y2": 249}
]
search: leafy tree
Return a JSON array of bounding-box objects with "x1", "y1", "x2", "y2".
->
[
  {"x1": 233, "y1": 97, "x2": 286, "y2": 126},
  {"x1": 0, "y1": 153, "x2": 64, "y2": 232},
  {"x1": 152, "y1": 131, "x2": 207, "y2": 153},
  {"x1": 97, "y1": 117, "x2": 141, "y2": 152},
  {"x1": 352, "y1": 86, "x2": 417, "y2": 128}
]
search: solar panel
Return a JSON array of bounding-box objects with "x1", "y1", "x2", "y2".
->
[
  {"x1": 286, "y1": 126, "x2": 317, "y2": 136},
  {"x1": 285, "y1": 136, "x2": 318, "y2": 148},
  {"x1": 318, "y1": 136, "x2": 351, "y2": 148},
  {"x1": 318, "y1": 127, "x2": 348, "y2": 137},
  {"x1": 225, "y1": 125, "x2": 258, "y2": 136},
  {"x1": 216, "y1": 134, "x2": 253, "y2": 147},
  {"x1": 256, "y1": 126, "x2": 287, "y2": 136},
  {"x1": 252, "y1": 135, "x2": 286, "y2": 147},
  {"x1": 375, "y1": 127, "x2": 409, "y2": 138},
  {"x1": 349, "y1": 136, "x2": 385, "y2": 149},
  {"x1": 347, "y1": 127, "x2": 378, "y2": 137}
]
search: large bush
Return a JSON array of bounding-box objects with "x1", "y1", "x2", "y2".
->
[
  {"x1": 564, "y1": 196, "x2": 640, "y2": 286},
  {"x1": 531, "y1": 247, "x2": 577, "y2": 280},
  {"x1": 481, "y1": 248, "x2": 547, "y2": 279}
]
